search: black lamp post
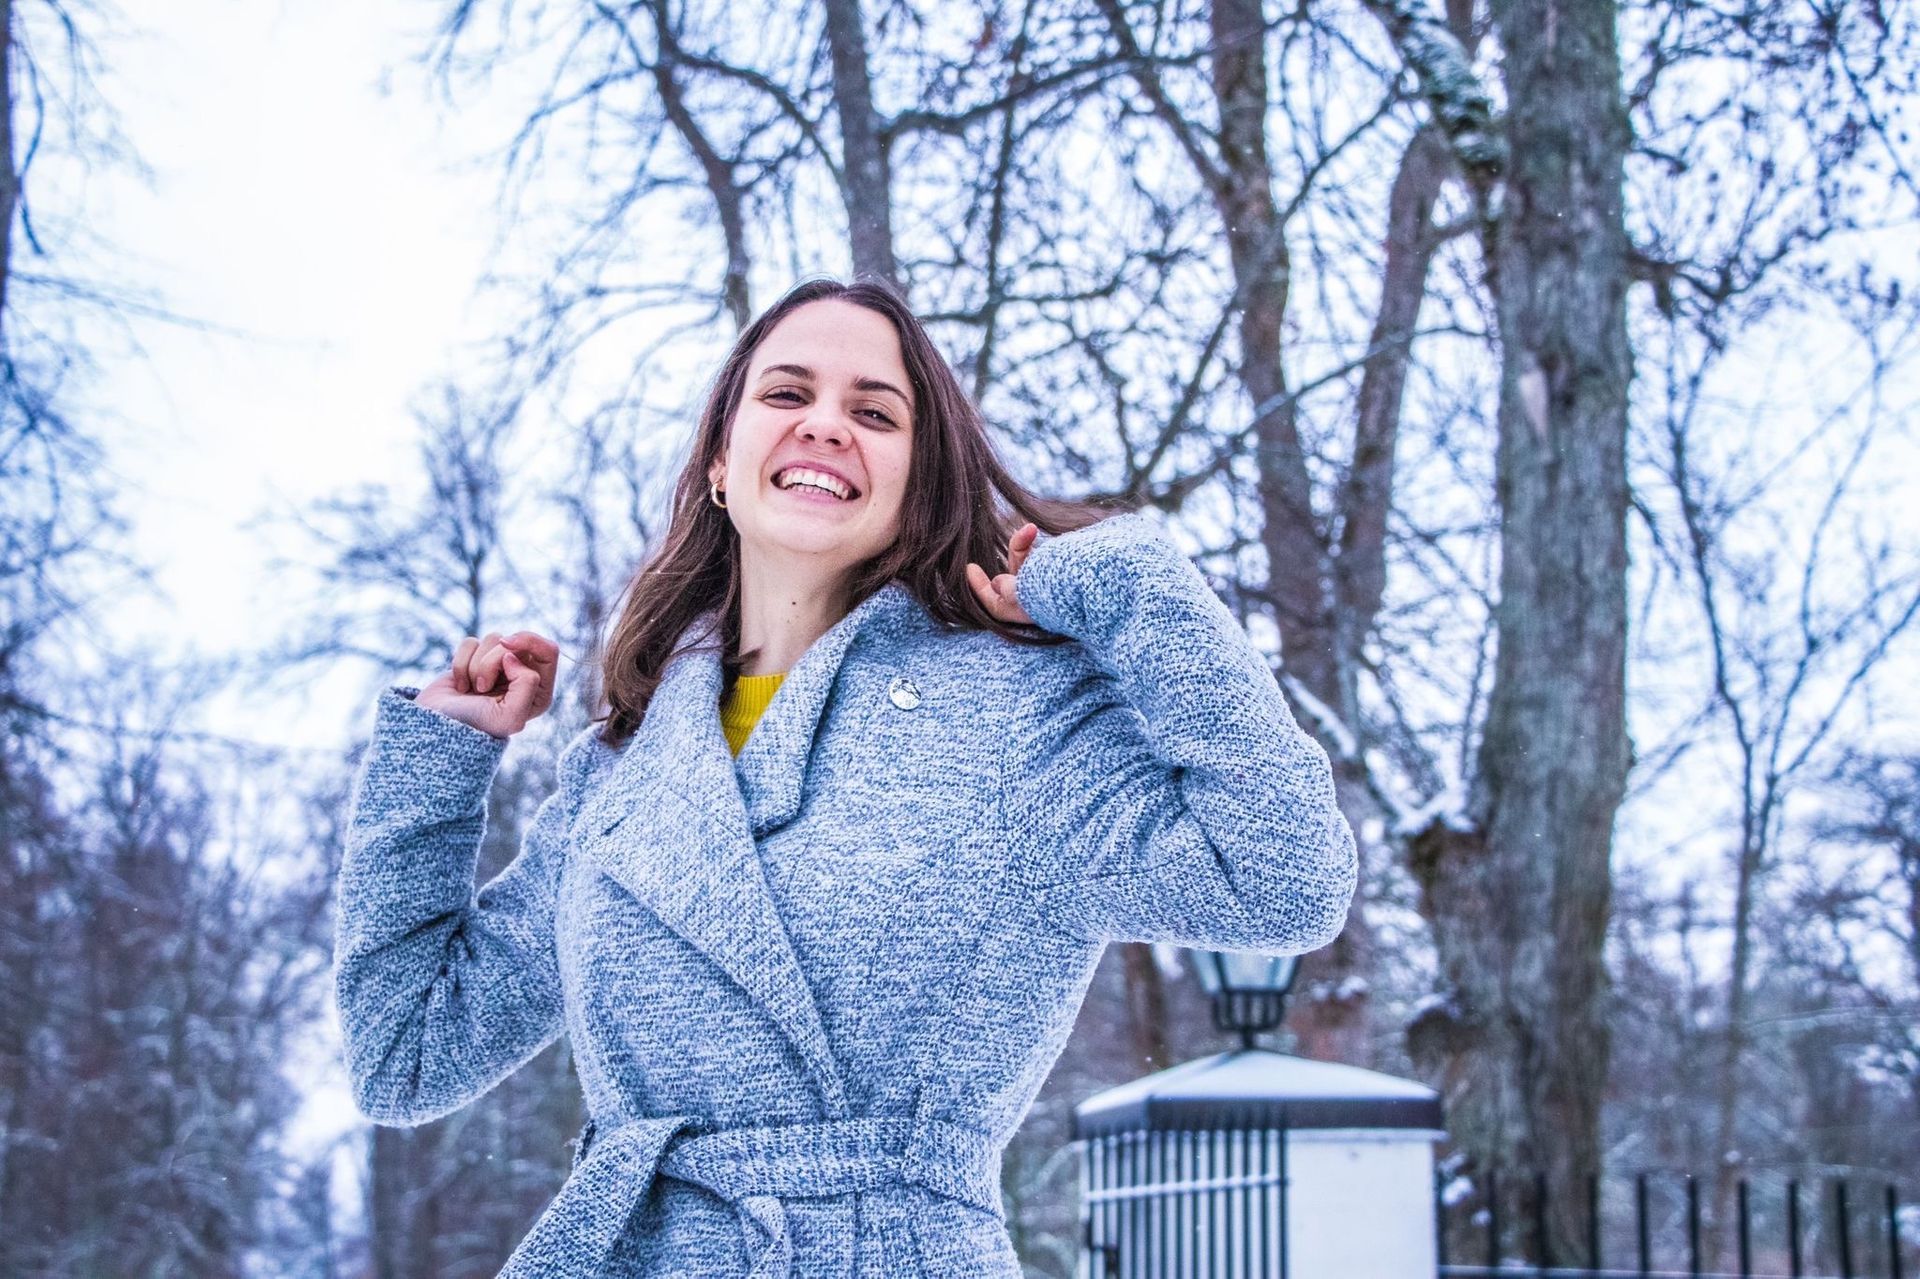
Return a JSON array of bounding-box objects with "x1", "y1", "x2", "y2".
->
[{"x1": 1191, "y1": 949, "x2": 1302, "y2": 1050}]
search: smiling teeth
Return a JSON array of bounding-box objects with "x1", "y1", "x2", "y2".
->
[{"x1": 775, "y1": 467, "x2": 853, "y2": 499}]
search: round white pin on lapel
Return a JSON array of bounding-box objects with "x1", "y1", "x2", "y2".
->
[{"x1": 888, "y1": 676, "x2": 922, "y2": 710}]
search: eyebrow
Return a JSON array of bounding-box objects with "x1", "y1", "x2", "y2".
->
[{"x1": 755, "y1": 363, "x2": 912, "y2": 409}]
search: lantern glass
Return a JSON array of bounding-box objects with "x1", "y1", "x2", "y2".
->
[{"x1": 1191, "y1": 949, "x2": 1300, "y2": 996}]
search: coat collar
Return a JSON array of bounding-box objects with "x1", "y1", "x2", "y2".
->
[{"x1": 574, "y1": 580, "x2": 923, "y2": 1115}]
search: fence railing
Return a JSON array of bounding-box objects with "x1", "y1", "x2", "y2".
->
[
  {"x1": 1080, "y1": 1126, "x2": 1290, "y2": 1279},
  {"x1": 1074, "y1": 1129, "x2": 1914, "y2": 1279},
  {"x1": 1438, "y1": 1168, "x2": 1914, "y2": 1279}
]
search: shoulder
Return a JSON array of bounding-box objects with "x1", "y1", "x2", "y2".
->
[{"x1": 871, "y1": 606, "x2": 1120, "y2": 739}]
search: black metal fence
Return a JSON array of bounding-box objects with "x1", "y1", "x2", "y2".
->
[
  {"x1": 1075, "y1": 1131, "x2": 1915, "y2": 1279},
  {"x1": 1437, "y1": 1168, "x2": 1915, "y2": 1279}
]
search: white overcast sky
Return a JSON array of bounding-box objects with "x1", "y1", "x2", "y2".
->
[{"x1": 74, "y1": 0, "x2": 527, "y2": 748}]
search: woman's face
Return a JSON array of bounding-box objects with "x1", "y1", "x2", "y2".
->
[{"x1": 709, "y1": 299, "x2": 916, "y2": 585}]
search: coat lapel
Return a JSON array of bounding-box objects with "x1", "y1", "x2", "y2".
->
[
  {"x1": 731, "y1": 580, "x2": 914, "y2": 836},
  {"x1": 574, "y1": 581, "x2": 918, "y2": 1116}
]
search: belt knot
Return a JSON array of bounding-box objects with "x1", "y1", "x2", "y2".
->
[{"x1": 504, "y1": 1109, "x2": 1003, "y2": 1279}]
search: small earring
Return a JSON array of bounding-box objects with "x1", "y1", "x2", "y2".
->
[{"x1": 709, "y1": 479, "x2": 727, "y2": 510}]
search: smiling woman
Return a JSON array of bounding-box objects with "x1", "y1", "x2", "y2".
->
[
  {"x1": 594, "y1": 275, "x2": 1123, "y2": 741},
  {"x1": 705, "y1": 298, "x2": 919, "y2": 679},
  {"x1": 331, "y1": 274, "x2": 1359, "y2": 1277}
]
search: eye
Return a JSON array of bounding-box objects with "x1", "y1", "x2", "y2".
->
[{"x1": 763, "y1": 387, "x2": 900, "y2": 427}]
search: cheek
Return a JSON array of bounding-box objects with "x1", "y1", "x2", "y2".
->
[
  {"x1": 727, "y1": 411, "x2": 779, "y2": 462},
  {"x1": 876, "y1": 442, "x2": 914, "y2": 502},
  {"x1": 739, "y1": 439, "x2": 772, "y2": 481}
]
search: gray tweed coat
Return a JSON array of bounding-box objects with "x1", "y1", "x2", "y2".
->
[{"x1": 333, "y1": 509, "x2": 1357, "y2": 1277}]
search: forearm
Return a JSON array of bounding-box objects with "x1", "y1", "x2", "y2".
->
[
  {"x1": 333, "y1": 687, "x2": 565, "y2": 1124},
  {"x1": 335, "y1": 687, "x2": 507, "y2": 968}
]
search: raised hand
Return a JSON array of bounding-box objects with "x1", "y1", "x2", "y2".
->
[
  {"x1": 412, "y1": 630, "x2": 562, "y2": 739},
  {"x1": 966, "y1": 522, "x2": 1040, "y2": 627}
]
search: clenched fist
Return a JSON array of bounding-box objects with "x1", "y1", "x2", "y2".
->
[{"x1": 413, "y1": 631, "x2": 560, "y2": 740}]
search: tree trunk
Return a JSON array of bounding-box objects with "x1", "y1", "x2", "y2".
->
[
  {"x1": 1202, "y1": 0, "x2": 1384, "y2": 1065},
  {"x1": 1203, "y1": 0, "x2": 1328, "y2": 699},
  {"x1": 820, "y1": 0, "x2": 898, "y2": 288},
  {"x1": 1117, "y1": 942, "x2": 1173, "y2": 1073},
  {"x1": 1333, "y1": 124, "x2": 1451, "y2": 686},
  {"x1": 1706, "y1": 779, "x2": 1771, "y2": 1266},
  {"x1": 1411, "y1": 0, "x2": 1633, "y2": 1262},
  {"x1": 370, "y1": 1126, "x2": 437, "y2": 1279},
  {"x1": 1295, "y1": 124, "x2": 1452, "y2": 1065},
  {"x1": 646, "y1": 0, "x2": 752, "y2": 329}
]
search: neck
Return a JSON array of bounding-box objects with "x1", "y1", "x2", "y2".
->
[{"x1": 735, "y1": 553, "x2": 853, "y2": 676}]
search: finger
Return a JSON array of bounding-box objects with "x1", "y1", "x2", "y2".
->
[
  {"x1": 1006, "y1": 522, "x2": 1038, "y2": 574},
  {"x1": 501, "y1": 633, "x2": 559, "y2": 706},
  {"x1": 504, "y1": 631, "x2": 558, "y2": 667},
  {"x1": 500, "y1": 649, "x2": 539, "y2": 723},
  {"x1": 508, "y1": 633, "x2": 560, "y2": 709},
  {"x1": 965, "y1": 563, "x2": 997, "y2": 613},
  {"x1": 509, "y1": 643, "x2": 556, "y2": 715},
  {"x1": 967, "y1": 563, "x2": 1015, "y2": 623},
  {"x1": 469, "y1": 631, "x2": 506, "y2": 695},
  {"x1": 465, "y1": 633, "x2": 499, "y2": 683},
  {"x1": 988, "y1": 566, "x2": 1033, "y2": 625},
  {"x1": 451, "y1": 636, "x2": 479, "y2": 694}
]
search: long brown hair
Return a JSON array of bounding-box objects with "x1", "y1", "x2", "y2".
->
[{"x1": 594, "y1": 275, "x2": 1131, "y2": 749}]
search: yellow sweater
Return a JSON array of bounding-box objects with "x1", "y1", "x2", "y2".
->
[{"x1": 720, "y1": 671, "x2": 787, "y2": 756}]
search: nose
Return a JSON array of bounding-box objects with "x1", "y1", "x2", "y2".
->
[{"x1": 796, "y1": 409, "x2": 852, "y2": 446}]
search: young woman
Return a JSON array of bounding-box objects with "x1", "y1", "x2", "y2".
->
[{"x1": 333, "y1": 277, "x2": 1358, "y2": 1277}]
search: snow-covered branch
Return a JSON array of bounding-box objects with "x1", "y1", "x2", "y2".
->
[{"x1": 1363, "y1": 0, "x2": 1505, "y2": 178}]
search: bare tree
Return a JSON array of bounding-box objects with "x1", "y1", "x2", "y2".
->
[
  {"x1": 0, "y1": 655, "x2": 336, "y2": 1275},
  {"x1": 1790, "y1": 748, "x2": 1920, "y2": 1148},
  {"x1": 0, "y1": 0, "x2": 153, "y2": 733},
  {"x1": 0, "y1": 3, "x2": 231, "y2": 1266},
  {"x1": 1355, "y1": 0, "x2": 1637, "y2": 1260},
  {"x1": 260, "y1": 381, "x2": 594, "y2": 1277},
  {"x1": 1604, "y1": 1, "x2": 1920, "y2": 1260},
  {"x1": 1656, "y1": 329, "x2": 1920, "y2": 1262}
]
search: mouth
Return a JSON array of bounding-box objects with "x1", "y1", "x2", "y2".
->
[{"x1": 771, "y1": 465, "x2": 861, "y2": 502}]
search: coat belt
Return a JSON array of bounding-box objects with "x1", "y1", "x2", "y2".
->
[{"x1": 497, "y1": 1112, "x2": 1004, "y2": 1278}]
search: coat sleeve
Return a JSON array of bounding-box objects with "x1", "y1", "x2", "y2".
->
[
  {"x1": 1002, "y1": 509, "x2": 1358, "y2": 951},
  {"x1": 332, "y1": 686, "x2": 586, "y2": 1126}
]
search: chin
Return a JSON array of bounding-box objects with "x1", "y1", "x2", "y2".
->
[{"x1": 751, "y1": 529, "x2": 865, "y2": 561}]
